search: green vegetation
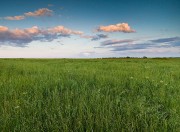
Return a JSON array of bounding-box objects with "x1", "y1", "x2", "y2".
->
[{"x1": 0, "y1": 58, "x2": 180, "y2": 131}]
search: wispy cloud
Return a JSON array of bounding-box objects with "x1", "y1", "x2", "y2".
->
[
  {"x1": 120, "y1": 47, "x2": 180, "y2": 54},
  {"x1": 101, "y1": 39, "x2": 135, "y2": 46},
  {"x1": 0, "y1": 25, "x2": 83, "y2": 47},
  {"x1": 48, "y1": 4, "x2": 54, "y2": 7},
  {"x1": 4, "y1": 15, "x2": 25, "y2": 20},
  {"x1": 81, "y1": 34, "x2": 108, "y2": 41},
  {"x1": 80, "y1": 51, "x2": 96, "y2": 57},
  {"x1": 24, "y1": 8, "x2": 53, "y2": 17},
  {"x1": 3, "y1": 8, "x2": 53, "y2": 21},
  {"x1": 112, "y1": 43, "x2": 153, "y2": 51},
  {"x1": 97, "y1": 23, "x2": 135, "y2": 33},
  {"x1": 91, "y1": 34, "x2": 108, "y2": 41},
  {"x1": 150, "y1": 37, "x2": 180, "y2": 43}
]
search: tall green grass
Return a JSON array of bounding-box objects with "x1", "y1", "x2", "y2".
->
[{"x1": 0, "y1": 58, "x2": 180, "y2": 131}]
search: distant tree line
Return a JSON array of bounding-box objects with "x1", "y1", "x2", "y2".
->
[{"x1": 97, "y1": 56, "x2": 179, "y2": 59}]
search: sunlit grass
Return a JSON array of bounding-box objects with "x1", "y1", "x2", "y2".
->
[{"x1": 0, "y1": 58, "x2": 180, "y2": 131}]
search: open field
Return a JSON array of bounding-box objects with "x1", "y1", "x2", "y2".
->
[{"x1": 0, "y1": 58, "x2": 180, "y2": 131}]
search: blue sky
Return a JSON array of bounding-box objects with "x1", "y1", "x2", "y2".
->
[{"x1": 0, "y1": 0, "x2": 180, "y2": 58}]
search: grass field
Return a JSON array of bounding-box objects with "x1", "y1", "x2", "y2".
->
[{"x1": 0, "y1": 58, "x2": 180, "y2": 131}]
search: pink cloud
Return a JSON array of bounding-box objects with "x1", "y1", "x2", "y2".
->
[
  {"x1": 48, "y1": 26, "x2": 83, "y2": 35},
  {"x1": 0, "y1": 26, "x2": 9, "y2": 32},
  {"x1": 3, "y1": 8, "x2": 53, "y2": 21},
  {"x1": 0, "y1": 25, "x2": 83, "y2": 46},
  {"x1": 25, "y1": 26, "x2": 41, "y2": 35},
  {"x1": 97, "y1": 23, "x2": 135, "y2": 33},
  {"x1": 24, "y1": 8, "x2": 53, "y2": 17},
  {"x1": 4, "y1": 15, "x2": 25, "y2": 20}
]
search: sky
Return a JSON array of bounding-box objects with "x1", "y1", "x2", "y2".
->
[{"x1": 0, "y1": 0, "x2": 180, "y2": 58}]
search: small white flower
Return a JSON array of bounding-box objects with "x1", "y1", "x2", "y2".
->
[
  {"x1": 15, "y1": 106, "x2": 20, "y2": 109},
  {"x1": 160, "y1": 80, "x2": 163, "y2": 83},
  {"x1": 130, "y1": 77, "x2": 133, "y2": 79},
  {"x1": 98, "y1": 89, "x2": 101, "y2": 93}
]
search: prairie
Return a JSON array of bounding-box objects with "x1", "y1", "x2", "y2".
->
[{"x1": 0, "y1": 58, "x2": 180, "y2": 131}]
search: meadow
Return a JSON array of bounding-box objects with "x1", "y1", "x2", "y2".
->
[{"x1": 0, "y1": 58, "x2": 179, "y2": 131}]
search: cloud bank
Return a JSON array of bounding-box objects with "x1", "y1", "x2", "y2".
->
[
  {"x1": 0, "y1": 25, "x2": 83, "y2": 47},
  {"x1": 98, "y1": 37, "x2": 180, "y2": 52},
  {"x1": 97, "y1": 23, "x2": 135, "y2": 33},
  {"x1": 150, "y1": 37, "x2": 180, "y2": 43}
]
